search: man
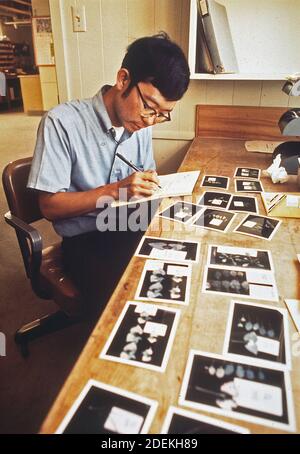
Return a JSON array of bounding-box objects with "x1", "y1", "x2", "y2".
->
[{"x1": 28, "y1": 33, "x2": 190, "y2": 317}]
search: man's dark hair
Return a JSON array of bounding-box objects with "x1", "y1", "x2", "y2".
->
[{"x1": 121, "y1": 32, "x2": 190, "y2": 101}]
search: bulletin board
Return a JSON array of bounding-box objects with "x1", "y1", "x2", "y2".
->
[{"x1": 32, "y1": 17, "x2": 55, "y2": 66}]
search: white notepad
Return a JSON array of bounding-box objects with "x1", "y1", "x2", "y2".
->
[{"x1": 112, "y1": 170, "x2": 200, "y2": 207}]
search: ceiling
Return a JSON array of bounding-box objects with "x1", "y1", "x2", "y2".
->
[{"x1": 0, "y1": 1, "x2": 32, "y2": 20}]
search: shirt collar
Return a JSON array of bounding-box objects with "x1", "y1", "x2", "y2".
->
[{"x1": 92, "y1": 85, "x2": 132, "y2": 142}]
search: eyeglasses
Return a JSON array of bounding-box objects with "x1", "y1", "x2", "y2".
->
[{"x1": 136, "y1": 84, "x2": 171, "y2": 124}]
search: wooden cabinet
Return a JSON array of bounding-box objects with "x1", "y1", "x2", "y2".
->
[
  {"x1": 18, "y1": 75, "x2": 43, "y2": 114},
  {"x1": 189, "y1": 0, "x2": 300, "y2": 80},
  {"x1": 0, "y1": 40, "x2": 16, "y2": 73}
]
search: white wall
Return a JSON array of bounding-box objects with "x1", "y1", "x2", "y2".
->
[{"x1": 48, "y1": 0, "x2": 298, "y2": 173}]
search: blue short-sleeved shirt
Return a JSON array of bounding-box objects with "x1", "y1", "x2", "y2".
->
[{"x1": 27, "y1": 86, "x2": 155, "y2": 237}]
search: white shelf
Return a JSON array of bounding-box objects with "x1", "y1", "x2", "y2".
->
[
  {"x1": 190, "y1": 73, "x2": 290, "y2": 81},
  {"x1": 189, "y1": 0, "x2": 300, "y2": 82}
]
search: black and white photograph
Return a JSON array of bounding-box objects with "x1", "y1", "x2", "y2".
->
[
  {"x1": 207, "y1": 245, "x2": 274, "y2": 271},
  {"x1": 197, "y1": 191, "x2": 232, "y2": 209},
  {"x1": 161, "y1": 406, "x2": 250, "y2": 434},
  {"x1": 235, "y1": 180, "x2": 264, "y2": 193},
  {"x1": 100, "y1": 301, "x2": 180, "y2": 372},
  {"x1": 223, "y1": 301, "x2": 291, "y2": 370},
  {"x1": 228, "y1": 195, "x2": 258, "y2": 214},
  {"x1": 234, "y1": 168, "x2": 261, "y2": 180},
  {"x1": 179, "y1": 351, "x2": 295, "y2": 432},
  {"x1": 135, "y1": 259, "x2": 192, "y2": 305},
  {"x1": 157, "y1": 201, "x2": 203, "y2": 225},
  {"x1": 192, "y1": 208, "x2": 236, "y2": 233},
  {"x1": 55, "y1": 379, "x2": 158, "y2": 434},
  {"x1": 202, "y1": 266, "x2": 278, "y2": 302},
  {"x1": 234, "y1": 214, "x2": 282, "y2": 241},
  {"x1": 135, "y1": 235, "x2": 200, "y2": 263},
  {"x1": 201, "y1": 175, "x2": 229, "y2": 190}
]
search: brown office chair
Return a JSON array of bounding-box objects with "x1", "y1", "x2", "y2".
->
[{"x1": 2, "y1": 157, "x2": 82, "y2": 356}]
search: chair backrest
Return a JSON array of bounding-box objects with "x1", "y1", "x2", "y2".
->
[{"x1": 2, "y1": 157, "x2": 42, "y2": 223}]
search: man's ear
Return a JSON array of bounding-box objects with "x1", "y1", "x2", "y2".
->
[{"x1": 116, "y1": 68, "x2": 130, "y2": 91}]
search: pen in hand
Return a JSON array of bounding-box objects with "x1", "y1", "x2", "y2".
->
[{"x1": 115, "y1": 152, "x2": 162, "y2": 189}]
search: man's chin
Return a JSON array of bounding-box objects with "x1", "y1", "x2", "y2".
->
[{"x1": 125, "y1": 122, "x2": 144, "y2": 132}]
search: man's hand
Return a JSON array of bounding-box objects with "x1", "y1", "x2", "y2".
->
[{"x1": 116, "y1": 170, "x2": 160, "y2": 200}]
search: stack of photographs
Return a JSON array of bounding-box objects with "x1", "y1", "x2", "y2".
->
[
  {"x1": 203, "y1": 245, "x2": 278, "y2": 302},
  {"x1": 179, "y1": 350, "x2": 296, "y2": 432},
  {"x1": 161, "y1": 406, "x2": 250, "y2": 434},
  {"x1": 55, "y1": 380, "x2": 158, "y2": 434},
  {"x1": 134, "y1": 236, "x2": 200, "y2": 264},
  {"x1": 234, "y1": 168, "x2": 263, "y2": 193},
  {"x1": 135, "y1": 259, "x2": 192, "y2": 306},
  {"x1": 100, "y1": 301, "x2": 180, "y2": 372}
]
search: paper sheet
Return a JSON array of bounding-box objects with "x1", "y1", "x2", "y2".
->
[{"x1": 112, "y1": 171, "x2": 200, "y2": 207}]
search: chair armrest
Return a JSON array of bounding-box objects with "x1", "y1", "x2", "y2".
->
[{"x1": 4, "y1": 211, "x2": 42, "y2": 278}]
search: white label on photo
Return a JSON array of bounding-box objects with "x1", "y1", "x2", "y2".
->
[
  {"x1": 212, "y1": 199, "x2": 222, "y2": 205},
  {"x1": 233, "y1": 378, "x2": 283, "y2": 416},
  {"x1": 249, "y1": 284, "x2": 276, "y2": 300},
  {"x1": 216, "y1": 246, "x2": 258, "y2": 257},
  {"x1": 167, "y1": 265, "x2": 189, "y2": 277},
  {"x1": 104, "y1": 407, "x2": 144, "y2": 434},
  {"x1": 175, "y1": 211, "x2": 190, "y2": 220},
  {"x1": 246, "y1": 270, "x2": 274, "y2": 285},
  {"x1": 243, "y1": 221, "x2": 257, "y2": 228},
  {"x1": 244, "y1": 186, "x2": 253, "y2": 190},
  {"x1": 242, "y1": 182, "x2": 249, "y2": 186},
  {"x1": 135, "y1": 303, "x2": 157, "y2": 317},
  {"x1": 208, "y1": 177, "x2": 216, "y2": 182},
  {"x1": 146, "y1": 260, "x2": 164, "y2": 271},
  {"x1": 149, "y1": 248, "x2": 187, "y2": 261},
  {"x1": 234, "y1": 201, "x2": 244, "y2": 207},
  {"x1": 143, "y1": 321, "x2": 167, "y2": 337},
  {"x1": 256, "y1": 336, "x2": 280, "y2": 356},
  {"x1": 209, "y1": 218, "x2": 223, "y2": 226}
]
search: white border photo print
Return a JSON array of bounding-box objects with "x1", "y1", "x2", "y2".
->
[
  {"x1": 192, "y1": 208, "x2": 237, "y2": 233},
  {"x1": 201, "y1": 175, "x2": 230, "y2": 190},
  {"x1": 55, "y1": 379, "x2": 158, "y2": 434},
  {"x1": 207, "y1": 245, "x2": 274, "y2": 272},
  {"x1": 161, "y1": 406, "x2": 250, "y2": 434},
  {"x1": 234, "y1": 168, "x2": 261, "y2": 180},
  {"x1": 99, "y1": 301, "x2": 180, "y2": 373},
  {"x1": 157, "y1": 201, "x2": 203, "y2": 225},
  {"x1": 235, "y1": 180, "x2": 264, "y2": 193},
  {"x1": 179, "y1": 350, "x2": 296, "y2": 432},
  {"x1": 135, "y1": 259, "x2": 192, "y2": 306},
  {"x1": 234, "y1": 214, "x2": 282, "y2": 241},
  {"x1": 223, "y1": 301, "x2": 291, "y2": 370},
  {"x1": 202, "y1": 266, "x2": 279, "y2": 302},
  {"x1": 197, "y1": 191, "x2": 233, "y2": 210},
  {"x1": 228, "y1": 195, "x2": 258, "y2": 214},
  {"x1": 134, "y1": 235, "x2": 200, "y2": 264}
]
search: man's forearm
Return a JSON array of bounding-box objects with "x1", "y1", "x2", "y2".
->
[{"x1": 39, "y1": 183, "x2": 119, "y2": 221}]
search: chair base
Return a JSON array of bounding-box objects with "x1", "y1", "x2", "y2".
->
[{"x1": 15, "y1": 311, "x2": 81, "y2": 358}]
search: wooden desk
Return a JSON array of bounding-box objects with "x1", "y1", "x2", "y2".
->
[{"x1": 40, "y1": 138, "x2": 300, "y2": 434}]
